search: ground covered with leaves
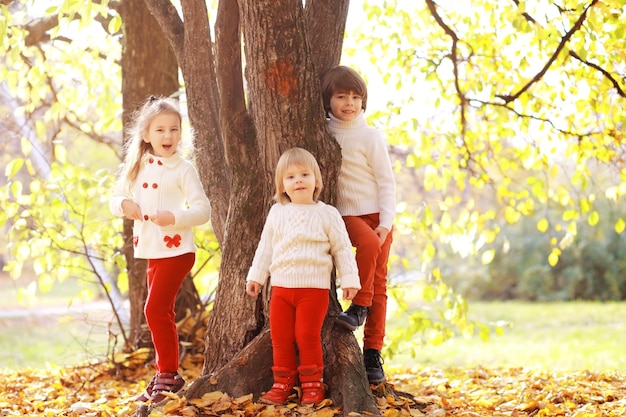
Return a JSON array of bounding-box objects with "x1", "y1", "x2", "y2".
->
[{"x1": 1, "y1": 348, "x2": 625, "y2": 417}]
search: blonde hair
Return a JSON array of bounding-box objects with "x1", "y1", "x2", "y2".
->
[
  {"x1": 117, "y1": 95, "x2": 193, "y2": 189},
  {"x1": 320, "y1": 66, "x2": 368, "y2": 116},
  {"x1": 273, "y1": 147, "x2": 323, "y2": 204}
]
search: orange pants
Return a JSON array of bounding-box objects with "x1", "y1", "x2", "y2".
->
[
  {"x1": 269, "y1": 287, "x2": 329, "y2": 370},
  {"x1": 145, "y1": 252, "x2": 195, "y2": 373},
  {"x1": 343, "y1": 214, "x2": 393, "y2": 351}
]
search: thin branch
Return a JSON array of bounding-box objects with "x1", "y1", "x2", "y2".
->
[
  {"x1": 23, "y1": 1, "x2": 120, "y2": 47},
  {"x1": 497, "y1": 0, "x2": 600, "y2": 104},
  {"x1": 468, "y1": 97, "x2": 602, "y2": 138},
  {"x1": 424, "y1": 0, "x2": 466, "y2": 137},
  {"x1": 569, "y1": 51, "x2": 626, "y2": 98},
  {"x1": 425, "y1": 0, "x2": 478, "y2": 175},
  {"x1": 510, "y1": 0, "x2": 538, "y2": 24}
]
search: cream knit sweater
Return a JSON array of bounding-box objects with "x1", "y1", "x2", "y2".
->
[
  {"x1": 328, "y1": 111, "x2": 396, "y2": 231},
  {"x1": 246, "y1": 202, "x2": 361, "y2": 290}
]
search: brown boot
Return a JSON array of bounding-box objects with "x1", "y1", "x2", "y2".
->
[
  {"x1": 298, "y1": 365, "x2": 325, "y2": 405},
  {"x1": 150, "y1": 372, "x2": 185, "y2": 403},
  {"x1": 259, "y1": 366, "x2": 298, "y2": 405}
]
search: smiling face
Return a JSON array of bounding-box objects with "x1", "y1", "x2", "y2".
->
[
  {"x1": 329, "y1": 90, "x2": 364, "y2": 122},
  {"x1": 282, "y1": 164, "x2": 316, "y2": 204},
  {"x1": 143, "y1": 112, "x2": 182, "y2": 157}
]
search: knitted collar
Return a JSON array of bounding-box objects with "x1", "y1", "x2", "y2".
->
[
  {"x1": 328, "y1": 110, "x2": 367, "y2": 133},
  {"x1": 142, "y1": 152, "x2": 184, "y2": 168}
]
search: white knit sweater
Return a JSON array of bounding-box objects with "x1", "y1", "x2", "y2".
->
[
  {"x1": 110, "y1": 153, "x2": 211, "y2": 259},
  {"x1": 246, "y1": 202, "x2": 361, "y2": 290},
  {"x1": 328, "y1": 111, "x2": 396, "y2": 230}
]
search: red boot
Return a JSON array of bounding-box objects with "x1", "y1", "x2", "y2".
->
[
  {"x1": 259, "y1": 366, "x2": 298, "y2": 405},
  {"x1": 298, "y1": 365, "x2": 325, "y2": 405}
]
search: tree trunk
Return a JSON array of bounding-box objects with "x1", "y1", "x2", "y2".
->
[
  {"x1": 119, "y1": 0, "x2": 200, "y2": 350},
  {"x1": 143, "y1": 0, "x2": 379, "y2": 413}
]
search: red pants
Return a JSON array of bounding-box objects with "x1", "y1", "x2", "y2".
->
[
  {"x1": 145, "y1": 252, "x2": 195, "y2": 373},
  {"x1": 343, "y1": 214, "x2": 393, "y2": 351},
  {"x1": 269, "y1": 287, "x2": 329, "y2": 370}
]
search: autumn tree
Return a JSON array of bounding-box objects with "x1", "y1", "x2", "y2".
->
[{"x1": 139, "y1": 0, "x2": 380, "y2": 412}]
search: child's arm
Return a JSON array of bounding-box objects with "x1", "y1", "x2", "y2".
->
[
  {"x1": 245, "y1": 205, "x2": 277, "y2": 292},
  {"x1": 369, "y1": 130, "x2": 396, "y2": 231},
  {"x1": 172, "y1": 164, "x2": 212, "y2": 227},
  {"x1": 326, "y1": 205, "x2": 361, "y2": 291}
]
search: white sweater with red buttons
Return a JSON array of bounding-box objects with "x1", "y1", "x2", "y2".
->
[
  {"x1": 110, "y1": 153, "x2": 211, "y2": 259},
  {"x1": 246, "y1": 202, "x2": 361, "y2": 290},
  {"x1": 327, "y1": 111, "x2": 396, "y2": 231}
]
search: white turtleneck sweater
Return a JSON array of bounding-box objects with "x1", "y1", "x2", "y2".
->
[
  {"x1": 246, "y1": 202, "x2": 361, "y2": 290},
  {"x1": 110, "y1": 153, "x2": 211, "y2": 259},
  {"x1": 327, "y1": 111, "x2": 396, "y2": 230}
]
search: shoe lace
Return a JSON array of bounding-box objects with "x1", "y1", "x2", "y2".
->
[{"x1": 364, "y1": 350, "x2": 384, "y2": 368}]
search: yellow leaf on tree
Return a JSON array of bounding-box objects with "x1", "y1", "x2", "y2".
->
[
  {"x1": 537, "y1": 218, "x2": 549, "y2": 233},
  {"x1": 588, "y1": 210, "x2": 599, "y2": 226},
  {"x1": 481, "y1": 250, "x2": 495, "y2": 265},
  {"x1": 504, "y1": 206, "x2": 521, "y2": 224},
  {"x1": 548, "y1": 249, "x2": 560, "y2": 266}
]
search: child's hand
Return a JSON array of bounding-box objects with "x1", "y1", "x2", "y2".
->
[
  {"x1": 374, "y1": 226, "x2": 389, "y2": 245},
  {"x1": 150, "y1": 210, "x2": 175, "y2": 226},
  {"x1": 121, "y1": 199, "x2": 143, "y2": 221},
  {"x1": 342, "y1": 287, "x2": 358, "y2": 300},
  {"x1": 247, "y1": 281, "x2": 261, "y2": 297}
]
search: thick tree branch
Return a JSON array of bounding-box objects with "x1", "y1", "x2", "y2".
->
[
  {"x1": 497, "y1": 0, "x2": 599, "y2": 104},
  {"x1": 215, "y1": 0, "x2": 256, "y2": 168},
  {"x1": 569, "y1": 51, "x2": 626, "y2": 98},
  {"x1": 305, "y1": 0, "x2": 349, "y2": 78},
  {"x1": 142, "y1": 0, "x2": 185, "y2": 55}
]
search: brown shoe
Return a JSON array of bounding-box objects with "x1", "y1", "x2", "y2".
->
[
  {"x1": 150, "y1": 372, "x2": 185, "y2": 403},
  {"x1": 133, "y1": 374, "x2": 157, "y2": 402}
]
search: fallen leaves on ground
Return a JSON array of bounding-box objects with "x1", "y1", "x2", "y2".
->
[{"x1": 1, "y1": 357, "x2": 625, "y2": 417}]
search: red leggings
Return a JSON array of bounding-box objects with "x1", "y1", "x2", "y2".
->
[
  {"x1": 145, "y1": 252, "x2": 195, "y2": 373},
  {"x1": 343, "y1": 214, "x2": 393, "y2": 351},
  {"x1": 269, "y1": 287, "x2": 329, "y2": 370}
]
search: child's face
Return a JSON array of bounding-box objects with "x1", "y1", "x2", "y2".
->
[
  {"x1": 143, "y1": 113, "x2": 181, "y2": 157},
  {"x1": 282, "y1": 164, "x2": 316, "y2": 204},
  {"x1": 329, "y1": 90, "x2": 363, "y2": 122}
]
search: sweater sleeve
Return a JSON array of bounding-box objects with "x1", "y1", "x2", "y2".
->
[
  {"x1": 171, "y1": 163, "x2": 212, "y2": 228},
  {"x1": 369, "y1": 130, "x2": 396, "y2": 231},
  {"x1": 246, "y1": 205, "x2": 276, "y2": 286},
  {"x1": 326, "y1": 206, "x2": 361, "y2": 290},
  {"x1": 109, "y1": 173, "x2": 132, "y2": 218}
]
